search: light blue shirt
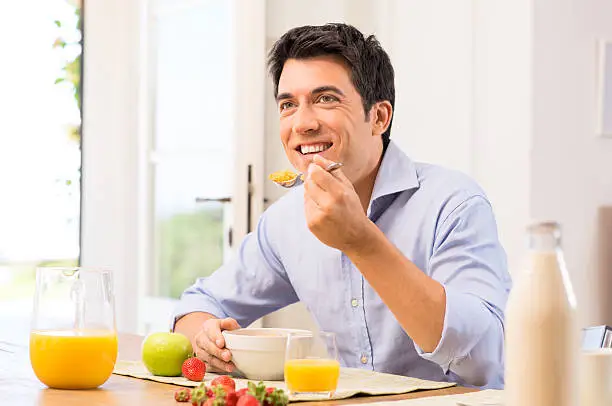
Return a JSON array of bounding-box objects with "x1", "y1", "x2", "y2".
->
[{"x1": 174, "y1": 141, "x2": 512, "y2": 389}]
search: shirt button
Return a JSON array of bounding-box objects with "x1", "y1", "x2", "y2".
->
[
  {"x1": 360, "y1": 355, "x2": 368, "y2": 364},
  {"x1": 351, "y1": 298, "x2": 359, "y2": 307}
]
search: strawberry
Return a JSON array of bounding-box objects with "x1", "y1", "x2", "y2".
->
[
  {"x1": 246, "y1": 381, "x2": 266, "y2": 402},
  {"x1": 244, "y1": 382, "x2": 288, "y2": 406},
  {"x1": 211, "y1": 375, "x2": 236, "y2": 391},
  {"x1": 182, "y1": 357, "x2": 206, "y2": 382},
  {"x1": 247, "y1": 381, "x2": 268, "y2": 404},
  {"x1": 206, "y1": 384, "x2": 232, "y2": 399},
  {"x1": 201, "y1": 385, "x2": 238, "y2": 406},
  {"x1": 190, "y1": 385, "x2": 208, "y2": 406},
  {"x1": 236, "y1": 394, "x2": 260, "y2": 406},
  {"x1": 264, "y1": 388, "x2": 288, "y2": 406},
  {"x1": 209, "y1": 384, "x2": 238, "y2": 406},
  {"x1": 225, "y1": 391, "x2": 238, "y2": 406},
  {"x1": 175, "y1": 388, "x2": 192, "y2": 402},
  {"x1": 184, "y1": 381, "x2": 286, "y2": 406}
]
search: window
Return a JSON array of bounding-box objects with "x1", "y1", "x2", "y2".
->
[
  {"x1": 150, "y1": 0, "x2": 235, "y2": 300},
  {"x1": 0, "y1": 0, "x2": 82, "y2": 343},
  {"x1": 138, "y1": 0, "x2": 267, "y2": 333}
]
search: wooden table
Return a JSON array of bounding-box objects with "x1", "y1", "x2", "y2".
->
[{"x1": 0, "y1": 334, "x2": 476, "y2": 405}]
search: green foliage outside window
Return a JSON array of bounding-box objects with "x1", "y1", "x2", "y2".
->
[
  {"x1": 157, "y1": 207, "x2": 224, "y2": 299},
  {"x1": 53, "y1": 2, "x2": 82, "y2": 143}
]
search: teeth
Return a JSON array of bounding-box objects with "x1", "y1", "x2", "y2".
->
[{"x1": 300, "y1": 143, "x2": 331, "y2": 154}]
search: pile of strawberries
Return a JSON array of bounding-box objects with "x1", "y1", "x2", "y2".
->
[{"x1": 174, "y1": 376, "x2": 289, "y2": 406}]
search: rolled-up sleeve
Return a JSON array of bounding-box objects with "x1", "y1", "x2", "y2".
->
[
  {"x1": 414, "y1": 195, "x2": 511, "y2": 389},
  {"x1": 173, "y1": 211, "x2": 299, "y2": 329}
]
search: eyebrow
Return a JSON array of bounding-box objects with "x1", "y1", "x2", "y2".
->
[{"x1": 276, "y1": 85, "x2": 345, "y2": 103}]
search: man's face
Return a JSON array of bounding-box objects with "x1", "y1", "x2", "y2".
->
[{"x1": 276, "y1": 56, "x2": 383, "y2": 185}]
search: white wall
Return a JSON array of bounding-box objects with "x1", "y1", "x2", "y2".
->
[
  {"x1": 532, "y1": 0, "x2": 612, "y2": 327},
  {"x1": 387, "y1": 0, "x2": 474, "y2": 176},
  {"x1": 471, "y1": 0, "x2": 533, "y2": 279}
]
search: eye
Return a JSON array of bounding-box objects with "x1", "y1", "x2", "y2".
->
[
  {"x1": 317, "y1": 94, "x2": 338, "y2": 104},
  {"x1": 279, "y1": 101, "x2": 296, "y2": 111}
]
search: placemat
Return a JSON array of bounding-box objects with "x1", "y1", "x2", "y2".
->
[
  {"x1": 113, "y1": 360, "x2": 456, "y2": 401},
  {"x1": 361, "y1": 389, "x2": 503, "y2": 406}
]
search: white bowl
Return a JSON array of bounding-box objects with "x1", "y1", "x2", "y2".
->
[{"x1": 222, "y1": 328, "x2": 311, "y2": 381}]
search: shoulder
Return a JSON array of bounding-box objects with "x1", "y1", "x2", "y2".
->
[
  {"x1": 415, "y1": 162, "x2": 487, "y2": 199},
  {"x1": 413, "y1": 162, "x2": 493, "y2": 223}
]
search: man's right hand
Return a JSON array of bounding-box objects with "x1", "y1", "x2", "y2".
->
[{"x1": 194, "y1": 317, "x2": 241, "y2": 373}]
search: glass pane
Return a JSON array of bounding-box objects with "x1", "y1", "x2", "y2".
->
[
  {"x1": 154, "y1": 0, "x2": 233, "y2": 153},
  {"x1": 151, "y1": 0, "x2": 234, "y2": 300},
  {"x1": 153, "y1": 156, "x2": 228, "y2": 299},
  {"x1": 0, "y1": 0, "x2": 82, "y2": 344}
]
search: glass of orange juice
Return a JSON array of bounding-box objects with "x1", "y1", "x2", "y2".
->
[
  {"x1": 284, "y1": 331, "x2": 340, "y2": 399},
  {"x1": 30, "y1": 267, "x2": 118, "y2": 389}
]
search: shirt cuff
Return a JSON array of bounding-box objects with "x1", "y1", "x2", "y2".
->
[
  {"x1": 413, "y1": 285, "x2": 492, "y2": 372},
  {"x1": 171, "y1": 293, "x2": 228, "y2": 331}
]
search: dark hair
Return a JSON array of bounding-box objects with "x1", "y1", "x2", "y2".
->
[{"x1": 267, "y1": 23, "x2": 395, "y2": 149}]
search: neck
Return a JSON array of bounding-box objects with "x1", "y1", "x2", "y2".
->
[{"x1": 354, "y1": 156, "x2": 383, "y2": 213}]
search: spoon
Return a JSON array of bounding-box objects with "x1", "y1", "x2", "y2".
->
[{"x1": 270, "y1": 162, "x2": 343, "y2": 188}]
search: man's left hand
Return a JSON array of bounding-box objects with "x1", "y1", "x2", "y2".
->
[{"x1": 303, "y1": 154, "x2": 372, "y2": 251}]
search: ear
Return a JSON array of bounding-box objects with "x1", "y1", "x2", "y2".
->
[{"x1": 369, "y1": 101, "x2": 393, "y2": 137}]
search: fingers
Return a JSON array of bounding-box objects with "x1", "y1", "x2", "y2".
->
[
  {"x1": 312, "y1": 154, "x2": 351, "y2": 184},
  {"x1": 304, "y1": 175, "x2": 334, "y2": 210},
  {"x1": 193, "y1": 318, "x2": 240, "y2": 373},
  {"x1": 216, "y1": 318, "x2": 241, "y2": 347},
  {"x1": 306, "y1": 163, "x2": 337, "y2": 194},
  {"x1": 195, "y1": 330, "x2": 234, "y2": 373},
  {"x1": 201, "y1": 353, "x2": 235, "y2": 374},
  {"x1": 308, "y1": 156, "x2": 352, "y2": 193},
  {"x1": 305, "y1": 163, "x2": 351, "y2": 211},
  {"x1": 304, "y1": 156, "x2": 362, "y2": 223}
]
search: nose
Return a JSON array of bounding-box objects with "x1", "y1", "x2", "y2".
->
[{"x1": 292, "y1": 104, "x2": 320, "y2": 135}]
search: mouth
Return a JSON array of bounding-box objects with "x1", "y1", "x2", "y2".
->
[{"x1": 295, "y1": 142, "x2": 333, "y2": 155}]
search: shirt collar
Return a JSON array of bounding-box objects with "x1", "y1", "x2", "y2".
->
[{"x1": 370, "y1": 140, "x2": 420, "y2": 202}]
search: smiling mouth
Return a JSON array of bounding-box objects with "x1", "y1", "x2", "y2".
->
[{"x1": 297, "y1": 142, "x2": 332, "y2": 155}]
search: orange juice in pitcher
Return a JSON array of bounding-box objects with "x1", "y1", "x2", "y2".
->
[
  {"x1": 30, "y1": 329, "x2": 118, "y2": 389},
  {"x1": 30, "y1": 268, "x2": 117, "y2": 389}
]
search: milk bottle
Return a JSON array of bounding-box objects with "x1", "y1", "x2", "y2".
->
[{"x1": 505, "y1": 221, "x2": 578, "y2": 406}]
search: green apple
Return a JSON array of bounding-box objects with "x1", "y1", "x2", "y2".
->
[{"x1": 141, "y1": 332, "x2": 193, "y2": 376}]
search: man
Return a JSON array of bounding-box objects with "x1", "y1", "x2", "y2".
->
[{"x1": 174, "y1": 23, "x2": 511, "y2": 389}]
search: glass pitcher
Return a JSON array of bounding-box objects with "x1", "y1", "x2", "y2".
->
[{"x1": 30, "y1": 267, "x2": 118, "y2": 389}]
